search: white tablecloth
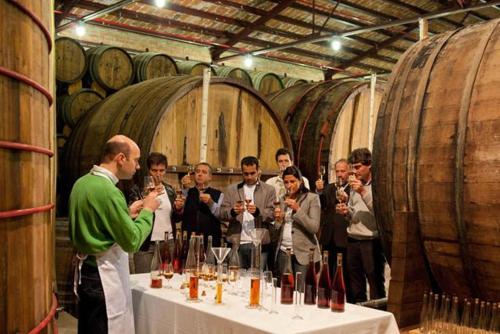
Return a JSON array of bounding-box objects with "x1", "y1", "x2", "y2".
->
[{"x1": 130, "y1": 274, "x2": 399, "y2": 334}]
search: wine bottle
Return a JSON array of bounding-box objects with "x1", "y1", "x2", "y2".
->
[
  {"x1": 317, "y1": 250, "x2": 331, "y2": 309},
  {"x1": 185, "y1": 237, "x2": 198, "y2": 300},
  {"x1": 304, "y1": 248, "x2": 317, "y2": 305},
  {"x1": 280, "y1": 248, "x2": 294, "y2": 305},
  {"x1": 330, "y1": 253, "x2": 345, "y2": 312},
  {"x1": 173, "y1": 230, "x2": 183, "y2": 273},
  {"x1": 150, "y1": 241, "x2": 163, "y2": 288},
  {"x1": 181, "y1": 231, "x2": 189, "y2": 268}
]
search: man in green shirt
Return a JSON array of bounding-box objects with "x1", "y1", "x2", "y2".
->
[{"x1": 69, "y1": 135, "x2": 160, "y2": 334}]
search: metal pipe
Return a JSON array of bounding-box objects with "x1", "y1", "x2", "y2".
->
[
  {"x1": 56, "y1": 0, "x2": 136, "y2": 32},
  {"x1": 218, "y1": 0, "x2": 500, "y2": 61}
]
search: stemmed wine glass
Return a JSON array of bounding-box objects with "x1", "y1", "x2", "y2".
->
[
  {"x1": 319, "y1": 165, "x2": 326, "y2": 181},
  {"x1": 244, "y1": 196, "x2": 252, "y2": 211},
  {"x1": 143, "y1": 176, "x2": 155, "y2": 197},
  {"x1": 336, "y1": 177, "x2": 348, "y2": 204},
  {"x1": 163, "y1": 262, "x2": 174, "y2": 289}
]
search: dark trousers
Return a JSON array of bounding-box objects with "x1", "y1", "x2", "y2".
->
[
  {"x1": 347, "y1": 237, "x2": 386, "y2": 303},
  {"x1": 77, "y1": 263, "x2": 108, "y2": 334}
]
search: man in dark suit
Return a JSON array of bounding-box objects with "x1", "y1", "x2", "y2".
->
[{"x1": 315, "y1": 158, "x2": 351, "y2": 300}]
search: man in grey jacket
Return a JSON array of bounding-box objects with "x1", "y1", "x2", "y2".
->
[
  {"x1": 336, "y1": 148, "x2": 386, "y2": 303},
  {"x1": 220, "y1": 156, "x2": 276, "y2": 270}
]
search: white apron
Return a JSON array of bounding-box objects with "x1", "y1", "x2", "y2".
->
[
  {"x1": 75, "y1": 244, "x2": 134, "y2": 334},
  {"x1": 97, "y1": 243, "x2": 135, "y2": 334}
]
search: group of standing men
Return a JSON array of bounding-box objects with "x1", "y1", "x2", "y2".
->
[{"x1": 68, "y1": 134, "x2": 386, "y2": 334}]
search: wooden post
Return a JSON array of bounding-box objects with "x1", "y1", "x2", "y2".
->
[
  {"x1": 368, "y1": 73, "x2": 377, "y2": 150},
  {"x1": 199, "y1": 67, "x2": 211, "y2": 162},
  {"x1": 419, "y1": 18, "x2": 429, "y2": 40}
]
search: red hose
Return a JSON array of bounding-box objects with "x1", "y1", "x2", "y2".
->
[{"x1": 28, "y1": 293, "x2": 59, "y2": 334}]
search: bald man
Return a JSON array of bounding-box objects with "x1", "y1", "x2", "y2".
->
[{"x1": 69, "y1": 135, "x2": 160, "y2": 334}]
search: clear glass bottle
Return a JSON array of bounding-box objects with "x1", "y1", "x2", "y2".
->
[
  {"x1": 185, "y1": 237, "x2": 199, "y2": 300},
  {"x1": 173, "y1": 230, "x2": 183, "y2": 273},
  {"x1": 150, "y1": 241, "x2": 163, "y2": 288}
]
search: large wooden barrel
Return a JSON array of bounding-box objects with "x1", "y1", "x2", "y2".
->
[
  {"x1": 214, "y1": 66, "x2": 253, "y2": 87},
  {"x1": 269, "y1": 80, "x2": 383, "y2": 185},
  {"x1": 55, "y1": 37, "x2": 87, "y2": 83},
  {"x1": 133, "y1": 52, "x2": 178, "y2": 82},
  {"x1": 57, "y1": 89, "x2": 103, "y2": 128},
  {"x1": 249, "y1": 71, "x2": 284, "y2": 95},
  {"x1": 281, "y1": 76, "x2": 308, "y2": 88},
  {"x1": 86, "y1": 46, "x2": 134, "y2": 92},
  {"x1": 176, "y1": 60, "x2": 216, "y2": 76},
  {"x1": 373, "y1": 19, "x2": 500, "y2": 326},
  {"x1": 62, "y1": 76, "x2": 292, "y2": 200},
  {"x1": 0, "y1": 1, "x2": 55, "y2": 333}
]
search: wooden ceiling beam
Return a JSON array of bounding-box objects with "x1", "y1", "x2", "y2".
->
[
  {"x1": 381, "y1": 0, "x2": 487, "y2": 25},
  {"x1": 210, "y1": 0, "x2": 295, "y2": 60},
  {"x1": 335, "y1": 23, "x2": 418, "y2": 71},
  {"x1": 138, "y1": 1, "x2": 400, "y2": 64},
  {"x1": 67, "y1": 1, "x2": 391, "y2": 73},
  {"x1": 55, "y1": 0, "x2": 80, "y2": 27},
  {"x1": 267, "y1": 0, "x2": 420, "y2": 43}
]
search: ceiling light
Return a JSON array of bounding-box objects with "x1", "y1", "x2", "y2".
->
[
  {"x1": 155, "y1": 0, "x2": 167, "y2": 7},
  {"x1": 244, "y1": 54, "x2": 253, "y2": 68},
  {"x1": 75, "y1": 23, "x2": 86, "y2": 37},
  {"x1": 330, "y1": 37, "x2": 342, "y2": 51}
]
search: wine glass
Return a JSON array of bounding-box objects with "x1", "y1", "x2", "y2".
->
[
  {"x1": 174, "y1": 185, "x2": 183, "y2": 200},
  {"x1": 143, "y1": 176, "x2": 155, "y2": 197},
  {"x1": 163, "y1": 262, "x2": 174, "y2": 289},
  {"x1": 236, "y1": 200, "x2": 244, "y2": 213},
  {"x1": 319, "y1": 165, "x2": 326, "y2": 181},
  {"x1": 244, "y1": 196, "x2": 252, "y2": 211}
]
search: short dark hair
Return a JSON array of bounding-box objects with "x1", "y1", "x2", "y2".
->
[
  {"x1": 101, "y1": 141, "x2": 130, "y2": 163},
  {"x1": 147, "y1": 152, "x2": 168, "y2": 169},
  {"x1": 241, "y1": 156, "x2": 259, "y2": 169},
  {"x1": 282, "y1": 166, "x2": 308, "y2": 194},
  {"x1": 275, "y1": 148, "x2": 293, "y2": 162},
  {"x1": 348, "y1": 148, "x2": 371, "y2": 166},
  {"x1": 196, "y1": 162, "x2": 212, "y2": 174}
]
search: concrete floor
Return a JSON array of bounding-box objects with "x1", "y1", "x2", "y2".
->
[{"x1": 56, "y1": 311, "x2": 77, "y2": 334}]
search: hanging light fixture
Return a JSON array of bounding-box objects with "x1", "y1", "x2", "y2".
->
[
  {"x1": 155, "y1": 0, "x2": 167, "y2": 8},
  {"x1": 244, "y1": 54, "x2": 253, "y2": 68},
  {"x1": 75, "y1": 23, "x2": 86, "y2": 37},
  {"x1": 330, "y1": 37, "x2": 342, "y2": 51}
]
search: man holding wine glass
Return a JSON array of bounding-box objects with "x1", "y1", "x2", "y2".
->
[
  {"x1": 177, "y1": 162, "x2": 224, "y2": 248},
  {"x1": 130, "y1": 152, "x2": 184, "y2": 274},
  {"x1": 315, "y1": 159, "x2": 351, "y2": 299},
  {"x1": 69, "y1": 135, "x2": 161, "y2": 334},
  {"x1": 220, "y1": 156, "x2": 276, "y2": 270},
  {"x1": 335, "y1": 148, "x2": 386, "y2": 303}
]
